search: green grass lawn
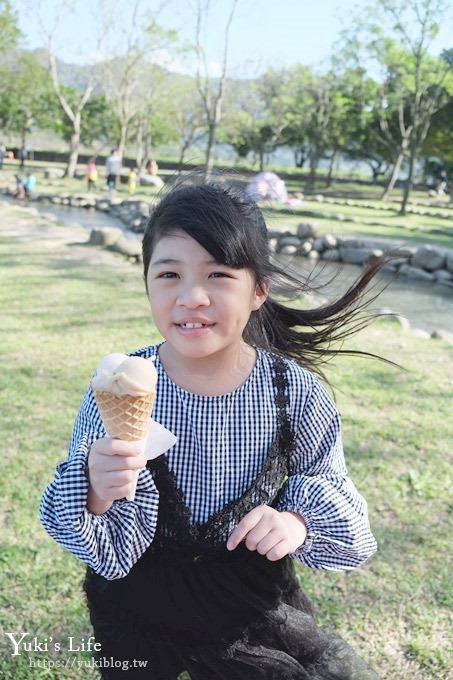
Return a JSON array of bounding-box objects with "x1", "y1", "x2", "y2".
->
[{"x1": 0, "y1": 198, "x2": 452, "y2": 679}]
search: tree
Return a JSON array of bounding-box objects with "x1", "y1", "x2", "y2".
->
[
  {"x1": 422, "y1": 93, "x2": 453, "y2": 165},
  {"x1": 23, "y1": 0, "x2": 114, "y2": 176},
  {"x1": 219, "y1": 76, "x2": 286, "y2": 170},
  {"x1": 30, "y1": 0, "x2": 99, "y2": 177},
  {"x1": 47, "y1": 49, "x2": 95, "y2": 177},
  {"x1": 341, "y1": 0, "x2": 453, "y2": 213},
  {"x1": 278, "y1": 66, "x2": 341, "y2": 190},
  {"x1": 331, "y1": 66, "x2": 393, "y2": 183},
  {"x1": 0, "y1": 51, "x2": 53, "y2": 147},
  {"x1": 97, "y1": 1, "x2": 178, "y2": 162},
  {"x1": 194, "y1": 0, "x2": 238, "y2": 180},
  {"x1": 163, "y1": 76, "x2": 206, "y2": 172},
  {"x1": 47, "y1": 89, "x2": 116, "y2": 156},
  {"x1": 0, "y1": 0, "x2": 20, "y2": 54}
]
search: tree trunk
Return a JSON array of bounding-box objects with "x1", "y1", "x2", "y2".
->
[
  {"x1": 400, "y1": 148, "x2": 416, "y2": 215},
  {"x1": 204, "y1": 122, "x2": 216, "y2": 181},
  {"x1": 382, "y1": 151, "x2": 404, "y2": 200},
  {"x1": 306, "y1": 148, "x2": 321, "y2": 191},
  {"x1": 64, "y1": 113, "x2": 82, "y2": 178},
  {"x1": 117, "y1": 122, "x2": 128, "y2": 161},
  {"x1": 325, "y1": 150, "x2": 337, "y2": 188},
  {"x1": 177, "y1": 140, "x2": 190, "y2": 174}
]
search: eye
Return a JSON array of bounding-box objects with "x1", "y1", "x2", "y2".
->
[
  {"x1": 209, "y1": 271, "x2": 233, "y2": 279},
  {"x1": 157, "y1": 271, "x2": 179, "y2": 279}
]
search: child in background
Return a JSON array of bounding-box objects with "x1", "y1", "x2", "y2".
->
[
  {"x1": 41, "y1": 181, "x2": 384, "y2": 679},
  {"x1": 128, "y1": 167, "x2": 137, "y2": 195},
  {"x1": 86, "y1": 158, "x2": 98, "y2": 192}
]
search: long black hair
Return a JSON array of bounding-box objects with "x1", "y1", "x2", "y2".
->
[{"x1": 142, "y1": 181, "x2": 398, "y2": 379}]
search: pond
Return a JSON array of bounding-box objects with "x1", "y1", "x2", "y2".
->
[{"x1": 276, "y1": 255, "x2": 453, "y2": 337}]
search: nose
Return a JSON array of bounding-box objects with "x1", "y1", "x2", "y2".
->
[{"x1": 176, "y1": 284, "x2": 210, "y2": 308}]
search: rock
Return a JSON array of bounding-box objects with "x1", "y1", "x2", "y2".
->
[
  {"x1": 44, "y1": 167, "x2": 64, "y2": 179},
  {"x1": 95, "y1": 199, "x2": 111, "y2": 212},
  {"x1": 433, "y1": 269, "x2": 453, "y2": 283},
  {"x1": 412, "y1": 245, "x2": 445, "y2": 271},
  {"x1": 431, "y1": 329, "x2": 453, "y2": 344},
  {"x1": 89, "y1": 227, "x2": 123, "y2": 247},
  {"x1": 278, "y1": 236, "x2": 301, "y2": 251},
  {"x1": 339, "y1": 247, "x2": 383, "y2": 265},
  {"x1": 131, "y1": 217, "x2": 146, "y2": 232},
  {"x1": 445, "y1": 251, "x2": 453, "y2": 274},
  {"x1": 437, "y1": 278, "x2": 453, "y2": 289},
  {"x1": 299, "y1": 240, "x2": 313, "y2": 255},
  {"x1": 321, "y1": 248, "x2": 341, "y2": 262},
  {"x1": 322, "y1": 233, "x2": 337, "y2": 249},
  {"x1": 297, "y1": 222, "x2": 318, "y2": 239},
  {"x1": 268, "y1": 237, "x2": 278, "y2": 253},
  {"x1": 412, "y1": 328, "x2": 431, "y2": 340},
  {"x1": 280, "y1": 244, "x2": 298, "y2": 255},
  {"x1": 111, "y1": 237, "x2": 142, "y2": 261},
  {"x1": 399, "y1": 264, "x2": 436, "y2": 282},
  {"x1": 375, "y1": 308, "x2": 411, "y2": 331},
  {"x1": 39, "y1": 212, "x2": 58, "y2": 223},
  {"x1": 312, "y1": 238, "x2": 325, "y2": 253}
]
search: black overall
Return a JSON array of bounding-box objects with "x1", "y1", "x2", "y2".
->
[{"x1": 84, "y1": 359, "x2": 380, "y2": 679}]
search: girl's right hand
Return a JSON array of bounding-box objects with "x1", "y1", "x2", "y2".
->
[{"x1": 86, "y1": 438, "x2": 147, "y2": 515}]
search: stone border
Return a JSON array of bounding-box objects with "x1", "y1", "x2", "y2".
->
[
  {"x1": 3, "y1": 187, "x2": 453, "y2": 288},
  {"x1": 273, "y1": 222, "x2": 453, "y2": 289}
]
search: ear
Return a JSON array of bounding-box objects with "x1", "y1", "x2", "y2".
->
[{"x1": 251, "y1": 279, "x2": 269, "y2": 311}]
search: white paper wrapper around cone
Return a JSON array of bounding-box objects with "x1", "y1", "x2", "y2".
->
[{"x1": 91, "y1": 354, "x2": 176, "y2": 501}]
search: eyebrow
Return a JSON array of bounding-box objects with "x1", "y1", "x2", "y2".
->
[
  {"x1": 150, "y1": 257, "x2": 181, "y2": 266},
  {"x1": 151, "y1": 257, "x2": 219, "y2": 267}
]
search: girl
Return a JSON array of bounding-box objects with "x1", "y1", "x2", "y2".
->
[{"x1": 41, "y1": 182, "x2": 384, "y2": 679}]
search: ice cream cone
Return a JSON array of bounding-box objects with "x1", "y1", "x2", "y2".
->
[
  {"x1": 91, "y1": 354, "x2": 159, "y2": 501},
  {"x1": 93, "y1": 390, "x2": 155, "y2": 441}
]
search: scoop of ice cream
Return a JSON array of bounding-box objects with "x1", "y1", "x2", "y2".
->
[
  {"x1": 92, "y1": 355, "x2": 157, "y2": 397},
  {"x1": 96, "y1": 352, "x2": 128, "y2": 373}
]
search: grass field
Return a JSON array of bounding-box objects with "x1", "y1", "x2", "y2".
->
[{"x1": 0, "y1": 198, "x2": 452, "y2": 679}]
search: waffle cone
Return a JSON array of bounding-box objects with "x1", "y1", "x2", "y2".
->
[{"x1": 93, "y1": 390, "x2": 155, "y2": 441}]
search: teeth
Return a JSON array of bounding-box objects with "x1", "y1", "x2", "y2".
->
[{"x1": 182, "y1": 322, "x2": 204, "y2": 329}]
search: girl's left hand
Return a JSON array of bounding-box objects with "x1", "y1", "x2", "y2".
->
[{"x1": 226, "y1": 505, "x2": 307, "y2": 561}]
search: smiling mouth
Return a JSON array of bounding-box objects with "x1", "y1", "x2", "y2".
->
[{"x1": 179, "y1": 322, "x2": 210, "y2": 329}]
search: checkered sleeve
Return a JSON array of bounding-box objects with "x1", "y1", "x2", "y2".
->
[
  {"x1": 40, "y1": 388, "x2": 160, "y2": 580},
  {"x1": 276, "y1": 370, "x2": 377, "y2": 571}
]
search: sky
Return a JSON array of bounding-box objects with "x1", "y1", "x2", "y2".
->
[{"x1": 15, "y1": 0, "x2": 453, "y2": 78}]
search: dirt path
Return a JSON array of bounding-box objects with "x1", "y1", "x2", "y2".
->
[{"x1": 1, "y1": 200, "x2": 136, "y2": 270}]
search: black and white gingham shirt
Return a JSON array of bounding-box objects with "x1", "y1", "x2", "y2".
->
[{"x1": 40, "y1": 344, "x2": 377, "y2": 580}]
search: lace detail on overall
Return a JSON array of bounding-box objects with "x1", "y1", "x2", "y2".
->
[{"x1": 147, "y1": 355, "x2": 295, "y2": 548}]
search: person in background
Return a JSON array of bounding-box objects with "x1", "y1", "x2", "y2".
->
[
  {"x1": 105, "y1": 149, "x2": 122, "y2": 199},
  {"x1": 141, "y1": 159, "x2": 164, "y2": 188},
  {"x1": 13, "y1": 172, "x2": 36, "y2": 200},
  {"x1": 23, "y1": 172, "x2": 36, "y2": 198},
  {"x1": 87, "y1": 158, "x2": 98, "y2": 192},
  {"x1": 128, "y1": 167, "x2": 138, "y2": 195}
]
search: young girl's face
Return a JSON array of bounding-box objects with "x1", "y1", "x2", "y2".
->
[{"x1": 146, "y1": 231, "x2": 267, "y2": 361}]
